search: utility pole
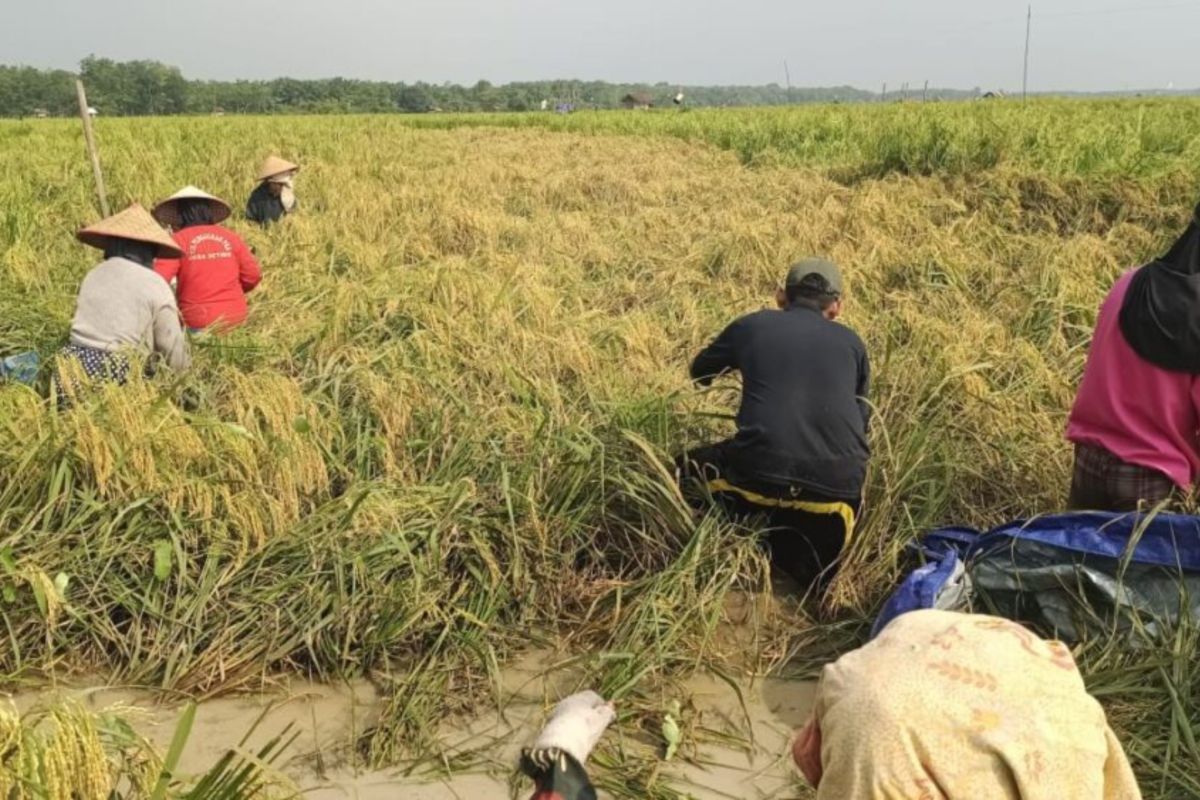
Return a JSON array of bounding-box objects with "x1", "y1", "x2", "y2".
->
[
  {"x1": 1022, "y1": 4, "x2": 1032, "y2": 102},
  {"x1": 881, "y1": 82, "x2": 887, "y2": 103},
  {"x1": 783, "y1": 60, "x2": 793, "y2": 104},
  {"x1": 923, "y1": 80, "x2": 929, "y2": 103}
]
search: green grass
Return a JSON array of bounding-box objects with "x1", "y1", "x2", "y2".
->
[{"x1": 394, "y1": 98, "x2": 1200, "y2": 178}]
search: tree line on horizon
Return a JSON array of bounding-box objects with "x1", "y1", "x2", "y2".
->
[
  {"x1": 2, "y1": 57, "x2": 1195, "y2": 119},
  {"x1": 0, "y1": 57, "x2": 1005, "y2": 118}
]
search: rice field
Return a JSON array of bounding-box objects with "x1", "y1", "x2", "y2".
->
[{"x1": 0, "y1": 99, "x2": 1199, "y2": 797}]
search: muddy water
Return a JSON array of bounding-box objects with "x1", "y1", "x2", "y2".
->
[{"x1": 7, "y1": 654, "x2": 813, "y2": 799}]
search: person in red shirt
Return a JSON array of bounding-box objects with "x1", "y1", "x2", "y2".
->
[{"x1": 152, "y1": 186, "x2": 262, "y2": 332}]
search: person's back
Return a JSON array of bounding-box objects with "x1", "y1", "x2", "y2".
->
[
  {"x1": 61, "y1": 203, "x2": 191, "y2": 398},
  {"x1": 245, "y1": 182, "x2": 286, "y2": 225},
  {"x1": 1066, "y1": 202, "x2": 1200, "y2": 510},
  {"x1": 155, "y1": 224, "x2": 261, "y2": 331},
  {"x1": 1067, "y1": 270, "x2": 1200, "y2": 503},
  {"x1": 796, "y1": 609, "x2": 1142, "y2": 799},
  {"x1": 682, "y1": 258, "x2": 870, "y2": 588},
  {"x1": 696, "y1": 305, "x2": 869, "y2": 499},
  {"x1": 72, "y1": 257, "x2": 189, "y2": 371}
]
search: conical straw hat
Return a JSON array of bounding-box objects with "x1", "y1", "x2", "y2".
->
[
  {"x1": 258, "y1": 155, "x2": 300, "y2": 182},
  {"x1": 152, "y1": 185, "x2": 232, "y2": 229},
  {"x1": 76, "y1": 203, "x2": 183, "y2": 258}
]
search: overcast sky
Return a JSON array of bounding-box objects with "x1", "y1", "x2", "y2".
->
[{"x1": 3, "y1": 0, "x2": 1197, "y2": 91}]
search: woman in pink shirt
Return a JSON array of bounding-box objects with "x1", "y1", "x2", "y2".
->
[{"x1": 1067, "y1": 201, "x2": 1200, "y2": 511}]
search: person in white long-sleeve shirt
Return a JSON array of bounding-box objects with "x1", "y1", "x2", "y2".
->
[{"x1": 58, "y1": 204, "x2": 190, "y2": 402}]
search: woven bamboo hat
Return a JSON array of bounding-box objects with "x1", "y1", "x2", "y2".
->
[
  {"x1": 258, "y1": 155, "x2": 300, "y2": 183},
  {"x1": 152, "y1": 185, "x2": 232, "y2": 229},
  {"x1": 77, "y1": 204, "x2": 183, "y2": 258}
]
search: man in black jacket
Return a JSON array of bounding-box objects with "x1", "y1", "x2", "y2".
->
[{"x1": 681, "y1": 258, "x2": 870, "y2": 589}]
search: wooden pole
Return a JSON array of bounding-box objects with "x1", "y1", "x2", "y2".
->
[
  {"x1": 76, "y1": 79, "x2": 110, "y2": 217},
  {"x1": 783, "y1": 60, "x2": 793, "y2": 104},
  {"x1": 923, "y1": 80, "x2": 929, "y2": 103}
]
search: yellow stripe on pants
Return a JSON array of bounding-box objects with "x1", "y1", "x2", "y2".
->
[{"x1": 706, "y1": 478, "x2": 857, "y2": 546}]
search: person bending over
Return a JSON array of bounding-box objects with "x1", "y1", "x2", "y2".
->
[
  {"x1": 246, "y1": 155, "x2": 299, "y2": 226},
  {"x1": 153, "y1": 186, "x2": 262, "y2": 333},
  {"x1": 1067, "y1": 200, "x2": 1200, "y2": 511},
  {"x1": 58, "y1": 204, "x2": 190, "y2": 402},
  {"x1": 793, "y1": 609, "x2": 1142, "y2": 799},
  {"x1": 680, "y1": 258, "x2": 870, "y2": 589}
]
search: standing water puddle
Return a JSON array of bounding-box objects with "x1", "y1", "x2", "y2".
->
[{"x1": 6, "y1": 652, "x2": 812, "y2": 799}]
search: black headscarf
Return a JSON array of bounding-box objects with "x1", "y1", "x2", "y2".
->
[
  {"x1": 1118, "y1": 202, "x2": 1200, "y2": 373},
  {"x1": 104, "y1": 237, "x2": 159, "y2": 269},
  {"x1": 177, "y1": 198, "x2": 216, "y2": 229}
]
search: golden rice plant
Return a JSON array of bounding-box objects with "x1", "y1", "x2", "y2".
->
[
  {"x1": 0, "y1": 700, "x2": 158, "y2": 799},
  {"x1": 0, "y1": 100, "x2": 1198, "y2": 795}
]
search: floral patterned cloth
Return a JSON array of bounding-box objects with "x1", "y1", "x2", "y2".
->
[{"x1": 798, "y1": 609, "x2": 1142, "y2": 800}]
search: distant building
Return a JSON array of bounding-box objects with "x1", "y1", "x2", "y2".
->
[
  {"x1": 33, "y1": 108, "x2": 49, "y2": 119},
  {"x1": 673, "y1": 92, "x2": 684, "y2": 106},
  {"x1": 621, "y1": 92, "x2": 653, "y2": 110},
  {"x1": 540, "y1": 99, "x2": 549, "y2": 111},
  {"x1": 86, "y1": 106, "x2": 99, "y2": 117},
  {"x1": 555, "y1": 103, "x2": 574, "y2": 114},
  {"x1": 981, "y1": 90, "x2": 1007, "y2": 100}
]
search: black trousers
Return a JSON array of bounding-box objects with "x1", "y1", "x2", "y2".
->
[{"x1": 677, "y1": 441, "x2": 860, "y2": 591}]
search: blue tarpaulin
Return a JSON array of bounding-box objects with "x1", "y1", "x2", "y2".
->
[
  {"x1": 0, "y1": 351, "x2": 39, "y2": 385},
  {"x1": 874, "y1": 512, "x2": 1200, "y2": 641}
]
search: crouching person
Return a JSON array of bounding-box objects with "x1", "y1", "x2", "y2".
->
[
  {"x1": 153, "y1": 186, "x2": 262, "y2": 332},
  {"x1": 1067, "y1": 200, "x2": 1200, "y2": 511},
  {"x1": 246, "y1": 155, "x2": 300, "y2": 226},
  {"x1": 679, "y1": 258, "x2": 870, "y2": 591},
  {"x1": 57, "y1": 204, "x2": 190, "y2": 403},
  {"x1": 793, "y1": 609, "x2": 1142, "y2": 799}
]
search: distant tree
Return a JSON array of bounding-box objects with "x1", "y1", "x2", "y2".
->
[
  {"x1": 80, "y1": 56, "x2": 187, "y2": 115},
  {"x1": 395, "y1": 83, "x2": 433, "y2": 113},
  {"x1": 80, "y1": 56, "x2": 131, "y2": 113},
  {"x1": 471, "y1": 79, "x2": 501, "y2": 111}
]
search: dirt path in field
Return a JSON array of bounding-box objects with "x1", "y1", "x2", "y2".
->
[{"x1": 8, "y1": 650, "x2": 813, "y2": 799}]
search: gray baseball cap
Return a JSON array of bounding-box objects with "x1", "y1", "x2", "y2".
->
[{"x1": 785, "y1": 258, "x2": 843, "y2": 296}]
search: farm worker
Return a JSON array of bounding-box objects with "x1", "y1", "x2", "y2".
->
[
  {"x1": 246, "y1": 155, "x2": 299, "y2": 225},
  {"x1": 58, "y1": 204, "x2": 190, "y2": 399},
  {"x1": 152, "y1": 186, "x2": 262, "y2": 332},
  {"x1": 792, "y1": 609, "x2": 1142, "y2": 800},
  {"x1": 679, "y1": 258, "x2": 870, "y2": 589},
  {"x1": 1067, "y1": 200, "x2": 1200, "y2": 511}
]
